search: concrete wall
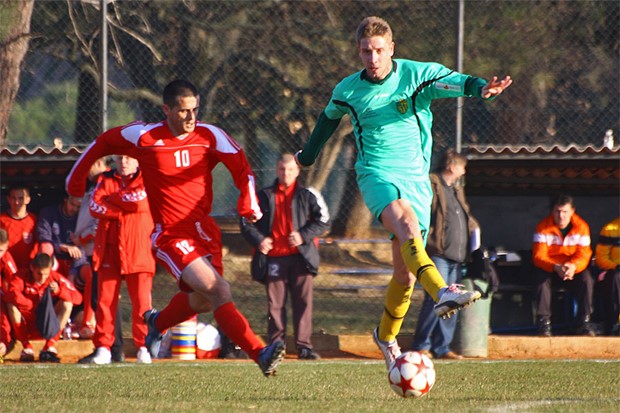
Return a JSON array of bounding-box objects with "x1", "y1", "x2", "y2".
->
[{"x1": 468, "y1": 195, "x2": 619, "y2": 251}]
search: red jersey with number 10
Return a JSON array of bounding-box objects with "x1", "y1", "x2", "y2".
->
[{"x1": 66, "y1": 121, "x2": 262, "y2": 229}]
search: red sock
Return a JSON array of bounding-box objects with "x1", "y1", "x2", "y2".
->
[
  {"x1": 13, "y1": 322, "x2": 28, "y2": 345},
  {"x1": 44, "y1": 338, "x2": 58, "y2": 351},
  {"x1": 214, "y1": 302, "x2": 264, "y2": 361},
  {"x1": 154, "y1": 292, "x2": 197, "y2": 333}
]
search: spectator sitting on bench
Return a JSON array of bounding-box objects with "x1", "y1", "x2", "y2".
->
[
  {"x1": 594, "y1": 216, "x2": 619, "y2": 336},
  {"x1": 532, "y1": 194, "x2": 595, "y2": 337}
]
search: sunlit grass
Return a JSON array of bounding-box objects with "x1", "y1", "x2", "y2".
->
[{"x1": 1, "y1": 359, "x2": 618, "y2": 412}]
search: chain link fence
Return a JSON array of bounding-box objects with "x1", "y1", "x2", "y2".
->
[{"x1": 4, "y1": 0, "x2": 619, "y2": 337}]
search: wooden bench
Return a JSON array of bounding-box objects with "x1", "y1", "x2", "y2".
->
[{"x1": 491, "y1": 254, "x2": 581, "y2": 334}]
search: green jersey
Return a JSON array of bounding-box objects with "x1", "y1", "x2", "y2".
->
[{"x1": 321, "y1": 59, "x2": 485, "y2": 180}]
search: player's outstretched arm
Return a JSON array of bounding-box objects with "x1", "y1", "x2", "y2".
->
[
  {"x1": 295, "y1": 111, "x2": 341, "y2": 167},
  {"x1": 481, "y1": 75, "x2": 512, "y2": 99}
]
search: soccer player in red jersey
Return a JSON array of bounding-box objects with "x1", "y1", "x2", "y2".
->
[
  {"x1": 66, "y1": 79, "x2": 285, "y2": 376},
  {"x1": 0, "y1": 229, "x2": 19, "y2": 359},
  {"x1": 0, "y1": 185, "x2": 38, "y2": 270}
]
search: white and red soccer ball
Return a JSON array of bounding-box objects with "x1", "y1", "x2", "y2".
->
[{"x1": 388, "y1": 351, "x2": 436, "y2": 398}]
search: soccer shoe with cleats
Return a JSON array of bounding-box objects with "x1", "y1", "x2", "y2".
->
[
  {"x1": 373, "y1": 327, "x2": 401, "y2": 369},
  {"x1": 136, "y1": 346, "x2": 152, "y2": 364},
  {"x1": 20, "y1": 347, "x2": 35, "y2": 362},
  {"x1": 143, "y1": 308, "x2": 163, "y2": 359},
  {"x1": 434, "y1": 284, "x2": 481, "y2": 319},
  {"x1": 258, "y1": 340, "x2": 286, "y2": 377},
  {"x1": 79, "y1": 347, "x2": 111, "y2": 365},
  {"x1": 39, "y1": 348, "x2": 61, "y2": 363}
]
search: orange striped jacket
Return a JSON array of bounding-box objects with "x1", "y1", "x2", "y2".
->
[{"x1": 532, "y1": 213, "x2": 592, "y2": 273}]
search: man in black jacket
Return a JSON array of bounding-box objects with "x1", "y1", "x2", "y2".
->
[{"x1": 241, "y1": 154, "x2": 330, "y2": 359}]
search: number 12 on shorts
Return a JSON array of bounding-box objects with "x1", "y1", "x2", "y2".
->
[{"x1": 176, "y1": 240, "x2": 195, "y2": 255}]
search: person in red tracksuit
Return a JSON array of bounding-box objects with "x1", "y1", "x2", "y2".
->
[
  {"x1": 78, "y1": 155, "x2": 155, "y2": 365},
  {"x1": 4, "y1": 252, "x2": 82, "y2": 362},
  {"x1": 0, "y1": 229, "x2": 19, "y2": 359}
]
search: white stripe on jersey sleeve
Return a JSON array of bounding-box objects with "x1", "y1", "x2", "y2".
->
[
  {"x1": 247, "y1": 175, "x2": 263, "y2": 220},
  {"x1": 201, "y1": 123, "x2": 241, "y2": 154},
  {"x1": 308, "y1": 187, "x2": 331, "y2": 223},
  {"x1": 120, "y1": 122, "x2": 163, "y2": 145}
]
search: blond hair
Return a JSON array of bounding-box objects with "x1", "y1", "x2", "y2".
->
[{"x1": 356, "y1": 16, "x2": 393, "y2": 45}]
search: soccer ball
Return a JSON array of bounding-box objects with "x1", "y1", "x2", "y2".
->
[{"x1": 388, "y1": 351, "x2": 436, "y2": 398}]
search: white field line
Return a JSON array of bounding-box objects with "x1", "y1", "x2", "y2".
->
[{"x1": 6, "y1": 358, "x2": 618, "y2": 370}]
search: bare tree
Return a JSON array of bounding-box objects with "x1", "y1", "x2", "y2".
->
[{"x1": 0, "y1": 0, "x2": 34, "y2": 146}]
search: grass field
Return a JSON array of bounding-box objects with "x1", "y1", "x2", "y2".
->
[{"x1": 1, "y1": 359, "x2": 618, "y2": 412}]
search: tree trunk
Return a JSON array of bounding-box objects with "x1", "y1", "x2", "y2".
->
[
  {"x1": 0, "y1": 0, "x2": 34, "y2": 146},
  {"x1": 74, "y1": 66, "x2": 101, "y2": 143}
]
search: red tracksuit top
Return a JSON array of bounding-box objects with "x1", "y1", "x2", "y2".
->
[
  {"x1": 66, "y1": 121, "x2": 262, "y2": 229},
  {"x1": 0, "y1": 212, "x2": 37, "y2": 270},
  {"x1": 0, "y1": 251, "x2": 18, "y2": 292},
  {"x1": 4, "y1": 268, "x2": 82, "y2": 319},
  {"x1": 89, "y1": 169, "x2": 156, "y2": 274}
]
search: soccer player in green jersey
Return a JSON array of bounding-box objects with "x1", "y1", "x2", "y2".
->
[{"x1": 295, "y1": 16, "x2": 512, "y2": 368}]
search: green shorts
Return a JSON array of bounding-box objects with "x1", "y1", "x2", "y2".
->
[{"x1": 357, "y1": 171, "x2": 433, "y2": 240}]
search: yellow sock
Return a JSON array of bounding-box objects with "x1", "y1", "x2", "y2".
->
[
  {"x1": 399, "y1": 238, "x2": 447, "y2": 301},
  {"x1": 378, "y1": 278, "x2": 413, "y2": 342}
]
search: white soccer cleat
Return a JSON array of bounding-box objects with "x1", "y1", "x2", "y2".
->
[
  {"x1": 434, "y1": 284, "x2": 481, "y2": 319},
  {"x1": 136, "y1": 346, "x2": 152, "y2": 364},
  {"x1": 373, "y1": 327, "x2": 401, "y2": 369}
]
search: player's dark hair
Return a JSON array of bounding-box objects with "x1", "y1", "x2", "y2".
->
[
  {"x1": 8, "y1": 184, "x2": 31, "y2": 196},
  {"x1": 163, "y1": 79, "x2": 199, "y2": 107},
  {"x1": 31, "y1": 253, "x2": 53, "y2": 269},
  {"x1": 356, "y1": 16, "x2": 393, "y2": 45},
  {"x1": 0, "y1": 228, "x2": 8, "y2": 244},
  {"x1": 550, "y1": 194, "x2": 574, "y2": 210}
]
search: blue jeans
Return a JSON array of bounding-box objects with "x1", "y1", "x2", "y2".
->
[{"x1": 412, "y1": 256, "x2": 462, "y2": 357}]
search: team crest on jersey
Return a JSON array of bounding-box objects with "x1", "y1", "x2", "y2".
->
[
  {"x1": 396, "y1": 99, "x2": 408, "y2": 114},
  {"x1": 23, "y1": 232, "x2": 33, "y2": 244}
]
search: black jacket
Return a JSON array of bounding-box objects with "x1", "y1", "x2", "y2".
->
[{"x1": 240, "y1": 179, "x2": 331, "y2": 276}]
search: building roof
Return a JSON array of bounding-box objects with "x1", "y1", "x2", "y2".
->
[
  {"x1": 464, "y1": 144, "x2": 619, "y2": 195},
  {"x1": 1, "y1": 145, "x2": 86, "y2": 189},
  {"x1": 466, "y1": 143, "x2": 618, "y2": 160}
]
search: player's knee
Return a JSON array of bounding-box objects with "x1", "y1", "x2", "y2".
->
[{"x1": 189, "y1": 293, "x2": 212, "y2": 313}]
